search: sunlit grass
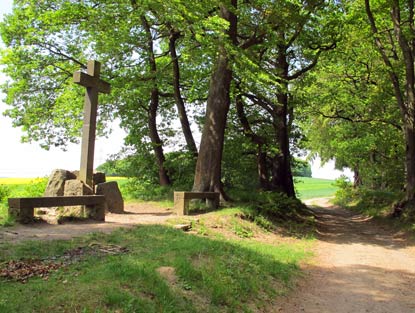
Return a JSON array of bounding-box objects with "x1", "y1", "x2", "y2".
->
[
  {"x1": 295, "y1": 177, "x2": 338, "y2": 200},
  {"x1": 0, "y1": 218, "x2": 311, "y2": 312}
]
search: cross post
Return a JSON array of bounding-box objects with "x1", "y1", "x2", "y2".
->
[{"x1": 73, "y1": 60, "x2": 111, "y2": 187}]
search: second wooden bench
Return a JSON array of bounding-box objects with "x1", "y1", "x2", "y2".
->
[{"x1": 174, "y1": 191, "x2": 220, "y2": 215}]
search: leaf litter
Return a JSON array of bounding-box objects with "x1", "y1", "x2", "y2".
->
[{"x1": 0, "y1": 243, "x2": 129, "y2": 283}]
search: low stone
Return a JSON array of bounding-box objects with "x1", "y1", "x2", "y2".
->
[
  {"x1": 173, "y1": 224, "x2": 192, "y2": 231},
  {"x1": 71, "y1": 171, "x2": 106, "y2": 188},
  {"x1": 64, "y1": 180, "x2": 94, "y2": 196},
  {"x1": 93, "y1": 172, "x2": 106, "y2": 185},
  {"x1": 96, "y1": 181, "x2": 124, "y2": 213},
  {"x1": 44, "y1": 169, "x2": 77, "y2": 197},
  {"x1": 62, "y1": 180, "x2": 94, "y2": 218}
]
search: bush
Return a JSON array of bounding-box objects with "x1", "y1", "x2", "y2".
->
[
  {"x1": 334, "y1": 176, "x2": 402, "y2": 217},
  {"x1": 18, "y1": 178, "x2": 48, "y2": 198},
  {"x1": 292, "y1": 159, "x2": 312, "y2": 177},
  {"x1": 121, "y1": 178, "x2": 177, "y2": 201},
  {"x1": 0, "y1": 185, "x2": 10, "y2": 204}
]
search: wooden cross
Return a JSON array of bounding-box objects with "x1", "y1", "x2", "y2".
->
[{"x1": 73, "y1": 60, "x2": 111, "y2": 187}]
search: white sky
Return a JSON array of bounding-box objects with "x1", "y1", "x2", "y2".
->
[
  {"x1": 0, "y1": 0, "x2": 126, "y2": 177},
  {"x1": 0, "y1": 1, "x2": 352, "y2": 180}
]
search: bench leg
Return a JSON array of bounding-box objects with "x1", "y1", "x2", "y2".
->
[
  {"x1": 206, "y1": 194, "x2": 220, "y2": 210},
  {"x1": 174, "y1": 194, "x2": 189, "y2": 215},
  {"x1": 9, "y1": 207, "x2": 34, "y2": 224}
]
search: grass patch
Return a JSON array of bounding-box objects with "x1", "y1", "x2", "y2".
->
[
  {"x1": 0, "y1": 220, "x2": 311, "y2": 312},
  {"x1": 295, "y1": 177, "x2": 338, "y2": 200}
]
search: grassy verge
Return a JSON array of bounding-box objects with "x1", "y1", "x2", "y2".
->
[
  {"x1": 294, "y1": 177, "x2": 338, "y2": 200},
  {"x1": 0, "y1": 208, "x2": 312, "y2": 313}
]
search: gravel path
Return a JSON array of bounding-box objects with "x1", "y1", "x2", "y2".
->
[{"x1": 279, "y1": 198, "x2": 415, "y2": 313}]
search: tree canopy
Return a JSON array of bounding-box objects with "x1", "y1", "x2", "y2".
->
[{"x1": 3, "y1": 0, "x2": 415, "y2": 215}]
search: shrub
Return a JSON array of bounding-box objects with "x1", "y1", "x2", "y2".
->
[{"x1": 0, "y1": 185, "x2": 10, "y2": 204}]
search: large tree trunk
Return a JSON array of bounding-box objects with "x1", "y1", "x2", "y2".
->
[
  {"x1": 142, "y1": 15, "x2": 171, "y2": 186},
  {"x1": 168, "y1": 26, "x2": 198, "y2": 156},
  {"x1": 192, "y1": 2, "x2": 237, "y2": 199},
  {"x1": 270, "y1": 105, "x2": 296, "y2": 197},
  {"x1": 270, "y1": 47, "x2": 296, "y2": 197},
  {"x1": 192, "y1": 51, "x2": 232, "y2": 195}
]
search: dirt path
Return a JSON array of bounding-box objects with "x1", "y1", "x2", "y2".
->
[
  {"x1": 0, "y1": 202, "x2": 176, "y2": 243},
  {"x1": 279, "y1": 198, "x2": 415, "y2": 313}
]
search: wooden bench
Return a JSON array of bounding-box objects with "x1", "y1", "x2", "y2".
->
[
  {"x1": 8, "y1": 195, "x2": 107, "y2": 224},
  {"x1": 174, "y1": 191, "x2": 220, "y2": 215}
]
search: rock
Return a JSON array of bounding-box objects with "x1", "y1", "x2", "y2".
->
[
  {"x1": 96, "y1": 181, "x2": 124, "y2": 213},
  {"x1": 173, "y1": 224, "x2": 192, "y2": 231},
  {"x1": 44, "y1": 169, "x2": 77, "y2": 197},
  {"x1": 62, "y1": 180, "x2": 94, "y2": 218},
  {"x1": 71, "y1": 171, "x2": 106, "y2": 188},
  {"x1": 93, "y1": 172, "x2": 106, "y2": 185},
  {"x1": 64, "y1": 180, "x2": 94, "y2": 196}
]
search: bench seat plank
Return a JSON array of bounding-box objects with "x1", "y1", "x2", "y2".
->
[{"x1": 8, "y1": 195, "x2": 106, "y2": 208}]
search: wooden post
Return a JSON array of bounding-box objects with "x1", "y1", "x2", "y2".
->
[{"x1": 73, "y1": 60, "x2": 110, "y2": 187}]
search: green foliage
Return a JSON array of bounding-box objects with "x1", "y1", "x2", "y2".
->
[
  {"x1": 0, "y1": 185, "x2": 10, "y2": 203},
  {"x1": 333, "y1": 176, "x2": 402, "y2": 217},
  {"x1": 122, "y1": 179, "x2": 172, "y2": 201},
  {"x1": 0, "y1": 223, "x2": 309, "y2": 312},
  {"x1": 0, "y1": 178, "x2": 47, "y2": 226},
  {"x1": 292, "y1": 159, "x2": 312, "y2": 178},
  {"x1": 297, "y1": 1, "x2": 405, "y2": 192},
  {"x1": 10, "y1": 178, "x2": 48, "y2": 198}
]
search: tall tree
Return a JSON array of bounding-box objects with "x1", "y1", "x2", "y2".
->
[
  {"x1": 364, "y1": 0, "x2": 415, "y2": 204},
  {"x1": 298, "y1": 2, "x2": 405, "y2": 191},
  {"x1": 192, "y1": 0, "x2": 237, "y2": 199}
]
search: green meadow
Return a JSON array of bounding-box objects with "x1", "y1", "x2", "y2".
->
[{"x1": 295, "y1": 177, "x2": 338, "y2": 200}]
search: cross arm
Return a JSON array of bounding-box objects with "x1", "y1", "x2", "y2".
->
[{"x1": 73, "y1": 71, "x2": 111, "y2": 94}]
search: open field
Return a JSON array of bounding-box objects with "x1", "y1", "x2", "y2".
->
[{"x1": 294, "y1": 177, "x2": 338, "y2": 200}]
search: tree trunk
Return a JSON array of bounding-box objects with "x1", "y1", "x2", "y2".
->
[
  {"x1": 192, "y1": 2, "x2": 237, "y2": 199},
  {"x1": 404, "y1": 123, "x2": 415, "y2": 200},
  {"x1": 142, "y1": 15, "x2": 171, "y2": 186},
  {"x1": 148, "y1": 88, "x2": 171, "y2": 186},
  {"x1": 257, "y1": 147, "x2": 271, "y2": 190},
  {"x1": 168, "y1": 26, "x2": 198, "y2": 156},
  {"x1": 269, "y1": 47, "x2": 296, "y2": 197},
  {"x1": 235, "y1": 93, "x2": 270, "y2": 190},
  {"x1": 192, "y1": 51, "x2": 232, "y2": 195},
  {"x1": 353, "y1": 166, "x2": 362, "y2": 188}
]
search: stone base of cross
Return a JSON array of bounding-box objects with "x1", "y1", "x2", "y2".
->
[{"x1": 73, "y1": 60, "x2": 110, "y2": 187}]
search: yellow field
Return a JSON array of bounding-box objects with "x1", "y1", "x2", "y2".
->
[
  {"x1": 0, "y1": 176, "x2": 127, "y2": 185},
  {"x1": 0, "y1": 177, "x2": 47, "y2": 185}
]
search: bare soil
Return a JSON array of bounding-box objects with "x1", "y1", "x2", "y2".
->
[
  {"x1": 278, "y1": 198, "x2": 415, "y2": 313},
  {"x1": 0, "y1": 202, "x2": 176, "y2": 242},
  {"x1": 2, "y1": 198, "x2": 415, "y2": 312}
]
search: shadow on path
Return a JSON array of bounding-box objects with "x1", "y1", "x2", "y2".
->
[{"x1": 279, "y1": 198, "x2": 415, "y2": 313}]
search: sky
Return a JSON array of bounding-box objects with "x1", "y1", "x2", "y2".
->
[{"x1": 0, "y1": 1, "x2": 352, "y2": 180}]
